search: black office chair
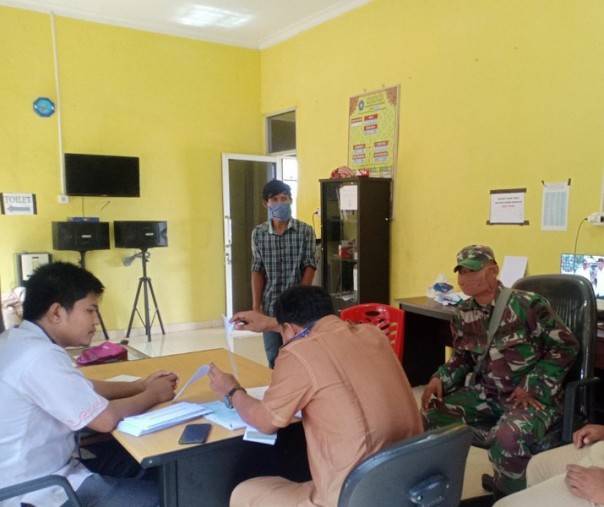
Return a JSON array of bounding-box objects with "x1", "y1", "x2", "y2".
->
[
  {"x1": 338, "y1": 424, "x2": 473, "y2": 507},
  {"x1": 0, "y1": 474, "x2": 82, "y2": 506},
  {"x1": 479, "y1": 274, "x2": 600, "y2": 491}
]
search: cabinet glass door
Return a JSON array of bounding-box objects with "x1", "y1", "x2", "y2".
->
[{"x1": 322, "y1": 181, "x2": 359, "y2": 309}]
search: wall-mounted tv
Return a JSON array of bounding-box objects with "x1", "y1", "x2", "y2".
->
[{"x1": 64, "y1": 153, "x2": 140, "y2": 197}]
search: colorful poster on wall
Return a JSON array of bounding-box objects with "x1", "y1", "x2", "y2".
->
[{"x1": 348, "y1": 86, "x2": 399, "y2": 178}]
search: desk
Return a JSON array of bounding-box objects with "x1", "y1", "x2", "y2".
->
[
  {"x1": 82, "y1": 349, "x2": 310, "y2": 506},
  {"x1": 396, "y1": 297, "x2": 455, "y2": 387}
]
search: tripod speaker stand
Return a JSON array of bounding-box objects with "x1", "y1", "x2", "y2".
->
[
  {"x1": 78, "y1": 251, "x2": 110, "y2": 341},
  {"x1": 125, "y1": 248, "x2": 165, "y2": 342}
]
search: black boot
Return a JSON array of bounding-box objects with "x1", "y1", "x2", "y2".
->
[
  {"x1": 481, "y1": 473, "x2": 495, "y2": 492},
  {"x1": 493, "y1": 487, "x2": 507, "y2": 502}
]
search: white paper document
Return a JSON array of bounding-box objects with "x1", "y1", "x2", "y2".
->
[
  {"x1": 201, "y1": 401, "x2": 247, "y2": 430},
  {"x1": 173, "y1": 364, "x2": 210, "y2": 400},
  {"x1": 222, "y1": 314, "x2": 239, "y2": 378},
  {"x1": 489, "y1": 189, "x2": 526, "y2": 224},
  {"x1": 106, "y1": 374, "x2": 141, "y2": 382},
  {"x1": 541, "y1": 181, "x2": 569, "y2": 231},
  {"x1": 500, "y1": 256, "x2": 528, "y2": 288},
  {"x1": 339, "y1": 185, "x2": 358, "y2": 211},
  {"x1": 199, "y1": 400, "x2": 277, "y2": 445},
  {"x1": 243, "y1": 427, "x2": 277, "y2": 445},
  {"x1": 117, "y1": 402, "x2": 213, "y2": 437}
]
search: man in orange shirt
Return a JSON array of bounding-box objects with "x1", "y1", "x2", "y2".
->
[{"x1": 209, "y1": 285, "x2": 422, "y2": 506}]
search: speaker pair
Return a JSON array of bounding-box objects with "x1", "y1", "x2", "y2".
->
[{"x1": 52, "y1": 220, "x2": 168, "y2": 251}]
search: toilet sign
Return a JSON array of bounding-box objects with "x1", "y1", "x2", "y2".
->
[{"x1": 1, "y1": 193, "x2": 37, "y2": 215}]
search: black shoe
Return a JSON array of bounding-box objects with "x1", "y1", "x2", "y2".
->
[
  {"x1": 481, "y1": 473, "x2": 495, "y2": 492},
  {"x1": 493, "y1": 488, "x2": 507, "y2": 502}
]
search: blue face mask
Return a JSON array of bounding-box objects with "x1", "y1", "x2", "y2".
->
[{"x1": 268, "y1": 203, "x2": 292, "y2": 222}]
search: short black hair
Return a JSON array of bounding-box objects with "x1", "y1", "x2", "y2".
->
[
  {"x1": 262, "y1": 179, "x2": 291, "y2": 201},
  {"x1": 274, "y1": 285, "x2": 334, "y2": 327},
  {"x1": 22, "y1": 262, "x2": 104, "y2": 321}
]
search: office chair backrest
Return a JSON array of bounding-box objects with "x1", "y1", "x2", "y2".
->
[
  {"x1": 0, "y1": 474, "x2": 82, "y2": 506},
  {"x1": 340, "y1": 303, "x2": 405, "y2": 360},
  {"x1": 512, "y1": 274, "x2": 597, "y2": 383},
  {"x1": 512, "y1": 274, "x2": 599, "y2": 445},
  {"x1": 338, "y1": 424, "x2": 473, "y2": 507}
]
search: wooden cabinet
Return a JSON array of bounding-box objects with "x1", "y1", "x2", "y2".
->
[{"x1": 320, "y1": 177, "x2": 391, "y2": 313}]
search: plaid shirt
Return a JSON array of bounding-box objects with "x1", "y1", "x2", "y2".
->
[{"x1": 251, "y1": 218, "x2": 316, "y2": 316}]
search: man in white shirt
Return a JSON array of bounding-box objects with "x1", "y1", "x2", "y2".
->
[
  {"x1": 0, "y1": 262, "x2": 178, "y2": 506},
  {"x1": 574, "y1": 260, "x2": 592, "y2": 282},
  {"x1": 595, "y1": 259, "x2": 604, "y2": 297}
]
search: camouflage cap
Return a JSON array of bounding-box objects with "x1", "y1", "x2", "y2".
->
[{"x1": 454, "y1": 244, "x2": 497, "y2": 272}]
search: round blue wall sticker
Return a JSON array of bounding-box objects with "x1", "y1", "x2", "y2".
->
[{"x1": 33, "y1": 97, "x2": 55, "y2": 117}]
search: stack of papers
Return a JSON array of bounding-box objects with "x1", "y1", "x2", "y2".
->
[
  {"x1": 202, "y1": 401, "x2": 247, "y2": 430},
  {"x1": 117, "y1": 402, "x2": 213, "y2": 436},
  {"x1": 200, "y1": 399, "x2": 278, "y2": 446}
]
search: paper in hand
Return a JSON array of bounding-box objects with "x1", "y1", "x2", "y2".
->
[
  {"x1": 174, "y1": 364, "x2": 210, "y2": 400},
  {"x1": 222, "y1": 314, "x2": 235, "y2": 352},
  {"x1": 222, "y1": 314, "x2": 239, "y2": 378}
]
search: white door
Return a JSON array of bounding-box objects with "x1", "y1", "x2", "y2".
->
[{"x1": 222, "y1": 153, "x2": 282, "y2": 316}]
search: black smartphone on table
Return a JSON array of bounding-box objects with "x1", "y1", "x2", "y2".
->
[{"x1": 178, "y1": 423, "x2": 212, "y2": 445}]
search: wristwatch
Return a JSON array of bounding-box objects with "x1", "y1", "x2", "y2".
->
[{"x1": 224, "y1": 385, "x2": 246, "y2": 409}]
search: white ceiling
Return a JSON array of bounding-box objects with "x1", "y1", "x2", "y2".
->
[{"x1": 0, "y1": 0, "x2": 372, "y2": 49}]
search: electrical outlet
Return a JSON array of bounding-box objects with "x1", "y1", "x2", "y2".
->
[
  {"x1": 315, "y1": 208, "x2": 321, "y2": 216},
  {"x1": 588, "y1": 212, "x2": 604, "y2": 225},
  {"x1": 58, "y1": 194, "x2": 69, "y2": 204}
]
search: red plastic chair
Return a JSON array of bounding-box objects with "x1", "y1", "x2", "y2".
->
[{"x1": 340, "y1": 303, "x2": 405, "y2": 361}]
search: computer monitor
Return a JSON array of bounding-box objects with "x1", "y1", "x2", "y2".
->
[{"x1": 560, "y1": 253, "x2": 604, "y2": 310}]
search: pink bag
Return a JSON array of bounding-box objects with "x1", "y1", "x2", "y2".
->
[{"x1": 76, "y1": 342, "x2": 128, "y2": 366}]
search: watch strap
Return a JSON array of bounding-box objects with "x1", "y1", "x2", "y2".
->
[{"x1": 225, "y1": 385, "x2": 246, "y2": 408}]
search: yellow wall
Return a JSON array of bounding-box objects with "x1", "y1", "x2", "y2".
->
[
  {"x1": 262, "y1": 0, "x2": 604, "y2": 299},
  {"x1": 0, "y1": 7, "x2": 262, "y2": 329},
  {"x1": 4, "y1": 0, "x2": 604, "y2": 329}
]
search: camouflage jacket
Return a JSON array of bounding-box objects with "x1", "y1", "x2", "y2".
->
[{"x1": 435, "y1": 283, "x2": 579, "y2": 405}]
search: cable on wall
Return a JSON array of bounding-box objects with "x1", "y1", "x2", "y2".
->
[{"x1": 50, "y1": 11, "x2": 65, "y2": 193}]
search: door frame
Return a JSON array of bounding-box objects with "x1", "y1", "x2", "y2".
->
[{"x1": 222, "y1": 153, "x2": 282, "y2": 317}]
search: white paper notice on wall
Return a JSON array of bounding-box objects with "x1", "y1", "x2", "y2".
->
[
  {"x1": 488, "y1": 189, "x2": 527, "y2": 225},
  {"x1": 541, "y1": 181, "x2": 569, "y2": 231},
  {"x1": 339, "y1": 185, "x2": 358, "y2": 211}
]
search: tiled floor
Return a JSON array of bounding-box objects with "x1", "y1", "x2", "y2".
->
[{"x1": 94, "y1": 326, "x2": 492, "y2": 502}]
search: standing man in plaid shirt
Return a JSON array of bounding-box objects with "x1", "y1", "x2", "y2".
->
[{"x1": 251, "y1": 179, "x2": 317, "y2": 368}]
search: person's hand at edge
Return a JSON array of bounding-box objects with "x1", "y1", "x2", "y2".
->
[
  {"x1": 208, "y1": 363, "x2": 239, "y2": 398},
  {"x1": 421, "y1": 377, "x2": 443, "y2": 410},
  {"x1": 573, "y1": 424, "x2": 604, "y2": 448},
  {"x1": 230, "y1": 311, "x2": 279, "y2": 333},
  {"x1": 506, "y1": 387, "x2": 544, "y2": 410}
]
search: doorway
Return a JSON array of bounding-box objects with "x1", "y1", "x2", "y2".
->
[{"x1": 222, "y1": 153, "x2": 282, "y2": 316}]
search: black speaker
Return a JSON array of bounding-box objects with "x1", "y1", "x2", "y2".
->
[
  {"x1": 52, "y1": 222, "x2": 110, "y2": 251},
  {"x1": 114, "y1": 221, "x2": 168, "y2": 249}
]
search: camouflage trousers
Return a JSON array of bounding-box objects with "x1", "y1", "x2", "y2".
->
[{"x1": 422, "y1": 385, "x2": 560, "y2": 495}]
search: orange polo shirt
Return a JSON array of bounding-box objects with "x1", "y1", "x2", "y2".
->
[{"x1": 262, "y1": 315, "x2": 423, "y2": 506}]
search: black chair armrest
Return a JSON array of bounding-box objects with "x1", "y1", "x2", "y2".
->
[
  {"x1": 0, "y1": 474, "x2": 81, "y2": 505},
  {"x1": 562, "y1": 376, "x2": 601, "y2": 443}
]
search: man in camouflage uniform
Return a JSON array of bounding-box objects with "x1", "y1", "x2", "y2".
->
[{"x1": 421, "y1": 245, "x2": 579, "y2": 497}]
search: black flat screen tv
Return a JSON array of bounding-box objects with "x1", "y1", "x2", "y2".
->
[{"x1": 64, "y1": 153, "x2": 140, "y2": 197}]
